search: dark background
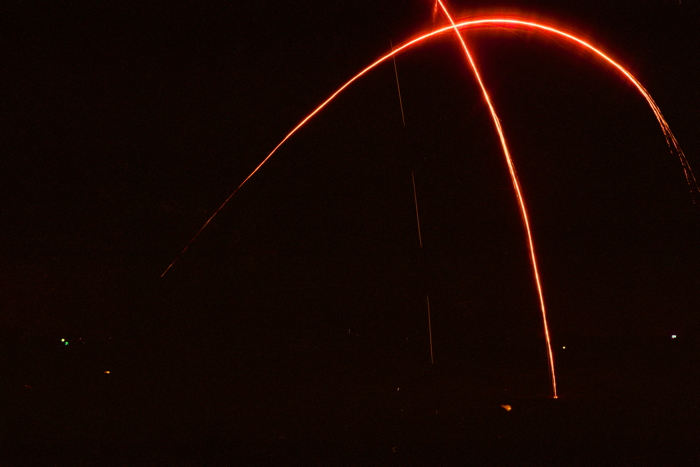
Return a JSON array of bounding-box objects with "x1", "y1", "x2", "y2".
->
[{"x1": 1, "y1": 0, "x2": 699, "y2": 465}]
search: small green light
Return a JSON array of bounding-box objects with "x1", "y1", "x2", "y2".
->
[{"x1": 64, "y1": 342, "x2": 69, "y2": 346}]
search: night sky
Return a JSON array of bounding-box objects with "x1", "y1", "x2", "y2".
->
[{"x1": 1, "y1": 0, "x2": 699, "y2": 462}]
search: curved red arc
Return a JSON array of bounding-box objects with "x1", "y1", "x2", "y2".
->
[{"x1": 162, "y1": 23, "x2": 699, "y2": 393}]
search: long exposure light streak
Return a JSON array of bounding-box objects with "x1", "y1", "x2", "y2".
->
[
  {"x1": 390, "y1": 39, "x2": 406, "y2": 128},
  {"x1": 435, "y1": 2, "x2": 557, "y2": 396},
  {"x1": 162, "y1": 19, "x2": 699, "y2": 394},
  {"x1": 411, "y1": 170, "x2": 433, "y2": 364}
]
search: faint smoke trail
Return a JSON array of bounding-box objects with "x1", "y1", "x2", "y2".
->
[
  {"x1": 390, "y1": 39, "x2": 406, "y2": 128},
  {"x1": 435, "y1": 1, "x2": 558, "y2": 397},
  {"x1": 392, "y1": 40, "x2": 430, "y2": 363},
  {"x1": 426, "y1": 294, "x2": 434, "y2": 365},
  {"x1": 412, "y1": 171, "x2": 423, "y2": 248},
  {"x1": 412, "y1": 170, "x2": 433, "y2": 364}
]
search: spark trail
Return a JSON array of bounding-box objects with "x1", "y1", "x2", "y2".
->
[
  {"x1": 434, "y1": 1, "x2": 557, "y2": 396},
  {"x1": 162, "y1": 20, "x2": 699, "y2": 393}
]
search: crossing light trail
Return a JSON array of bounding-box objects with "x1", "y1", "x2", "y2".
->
[
  {"x1": 434, "y1": 1, "x2": 557, "y2": 397},
  {"x1": 162, "y1": 19, "x2": 699, "y2": 395},
  {"x1": 163, "y1": 20, "x2": 698, "y2": 279}
]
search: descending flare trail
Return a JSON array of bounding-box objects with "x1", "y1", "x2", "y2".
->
[
  {"x1": 162, "y1": 19, "x2": 699, "y2": 392},
  {"x1": 435, "y1": 2, "x2": 557, "y2": 396},
  {"x1": 161, "y1": 21, "x2": 697, "y2": 280}
]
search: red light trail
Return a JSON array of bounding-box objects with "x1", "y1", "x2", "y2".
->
[
  {"x1": 435, "y1": 2, "x2": 557, "y2": 397},
  {"x1": 162, "y1": 16, "x2": 699, "y2": 396}
]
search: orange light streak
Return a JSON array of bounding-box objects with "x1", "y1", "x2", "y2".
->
[
  {"x1": 162, "y1": 24, "x2": 699, "y2": 380},
  {"x1": 435, "y1": 2, "x2": 558, "y2": 397}
]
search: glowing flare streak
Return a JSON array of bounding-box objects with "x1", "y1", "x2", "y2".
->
[
  {"x1": 485, "y1": 21, "x2": 698, "y2": 204},
  {"x1": 436, "y1": 3, "x2": 557, "y2": 397},
  {"x1": 163, "y1": 18, "x2": 698, "y2": 296}
]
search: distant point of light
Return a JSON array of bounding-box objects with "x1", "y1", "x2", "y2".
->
[
  {"x1": 501, "y1": 404, "x2": 512, "y2": 412},
  {"x1": 671, "y1": 335, "x2": 677, "y2": 339},
  {"x1": 64, "y1": 342, "x2": 69, "y2": 346},
  {"x1": 61, "y1": 339, "x2": 65, "y2": 342},
  {"x1": 562, "y1": 346, "x2": 566, "y2": 349},
  {"x1": 104, "y1": 371, "x2": 110, "y2": 374}
]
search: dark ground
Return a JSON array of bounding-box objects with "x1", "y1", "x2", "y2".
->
[{"x1": 1, "y1": 331, "x2": 698, "y2": 466}]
